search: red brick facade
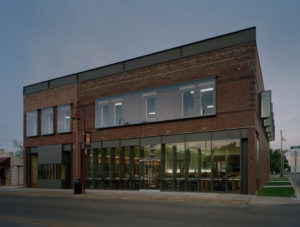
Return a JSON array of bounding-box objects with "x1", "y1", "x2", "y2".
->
[{"x1": 23, "y1": 29, "x2": 270, "y2": 194}]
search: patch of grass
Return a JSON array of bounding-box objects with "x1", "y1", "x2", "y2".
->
[
  {"x1": 269, "y1": 177, "x2": 289, "y2": 181},
  {"x1": 266, "y1": 182, "x2": 291, "y2": 186},
  {"x1": 257, "y1": 187, "x2": 295, "y2": 197}
]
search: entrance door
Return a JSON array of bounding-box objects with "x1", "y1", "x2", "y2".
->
[
  {"x1": 30, "y1": 154, "x2": 38, "y2": 188},
  {"x1": 143, "y1": 160, "x2": 160, "y2": 189},
  {"x1": 141, "y1": 144, "x2": 161, "y2": 190}
]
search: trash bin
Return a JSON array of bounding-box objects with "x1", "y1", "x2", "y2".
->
[{"x1": 74, "y1": 178, "x2": 82, "y2": 194}]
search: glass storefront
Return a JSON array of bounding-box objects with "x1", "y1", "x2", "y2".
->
[{"x1": 85, "y1": 137, "x2": 241, "y2": 193}]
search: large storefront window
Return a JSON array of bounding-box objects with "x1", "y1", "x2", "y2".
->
[
  {"x1": 86, "y1": 148, "x2": 102, "y2": 189},
  {"x1": 26, "y1": 110, "x2": 38, "y2": 137},
  {"x1": 185, "y1": 141, "x2": 212, "y2": 192},
  {"x1": 41, "y1": 107, "x2": 53, "y2": 135},
  {"x1": 164, "y1": 143, "x2": 185, "y2": 191},
  {"x1": 212, "y1": 139, "x2": 240, "y2": 193},
  {"x1": 95, "y1": 77, "x2": 216, "y2": 128},
  {"x1": 57, "y1": 104, "x2": 71, "y2": 133},
  {"x1": 38, "y1": 164, "x2": 61, "y2": 180},
  {"x1": 84, "y1": 135, "x2": 241, "y2": 193}
]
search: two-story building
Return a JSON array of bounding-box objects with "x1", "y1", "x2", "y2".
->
[{"x1": 23, "y1": 27, "x2": 274, "y2": 194}]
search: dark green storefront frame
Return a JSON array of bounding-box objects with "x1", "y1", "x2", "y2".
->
[{"x1": 86, "y1": 128, "x2": 249, "y2": 194}]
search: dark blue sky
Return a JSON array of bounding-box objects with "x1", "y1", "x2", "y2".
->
[{"x1": 1, "y1": 0, "x2": 300, "y2": 152}]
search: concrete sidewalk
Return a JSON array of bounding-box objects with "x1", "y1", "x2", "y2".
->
[{"x1": 1, "y1": 186, "x2": 300, "y2": 206}]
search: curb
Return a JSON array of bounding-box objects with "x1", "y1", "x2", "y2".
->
[{"x1": 1, "y1": 188, "x2": 300, "y2": 206}]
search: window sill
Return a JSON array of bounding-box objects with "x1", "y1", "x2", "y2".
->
[
  {"x1": 26, "y1": 135, "x2": 39, "y2": 138},
  {"x1": 41, "y1": 133, "x2": 55, "y2": 136},
  {"x1": 57, "y1": 131, "x2": 72, "y2": 135}
]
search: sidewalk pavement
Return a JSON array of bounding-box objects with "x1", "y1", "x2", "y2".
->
[
  {"x1": 289, "y1": 177, "x2": 300, "y2": 199},
  {"x1": 1, "y1": 186, "x2": 300, "y2": 206}
]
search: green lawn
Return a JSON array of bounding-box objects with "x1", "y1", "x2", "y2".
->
[
  {"x1": 266, "y1": 181, "x2": 291, "y2": 186},
  {"x1": 269, "y1": 177, "x2": 289, "y2": 181},
  {"x1": 257, "y1": 187, "x2": 295, "y2": 197}
]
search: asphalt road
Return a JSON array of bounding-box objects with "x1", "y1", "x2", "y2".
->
[{"x1": 0, "y1": 193, "x2": 300, "y2": 227}]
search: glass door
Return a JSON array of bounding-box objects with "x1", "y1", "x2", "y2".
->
[
  {"x1": 144, "y1": 160, "x2": 160, "y2": 189},
  {"x1": 141, "y1": 144, "x2": 161, "y2": 189}
]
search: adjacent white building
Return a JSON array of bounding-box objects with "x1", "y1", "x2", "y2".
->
[
  {"x1": 0, "y1": 149, "x2": 23, "y2": 186},
  {"x1": 287, "y1": 150, "x2": 300, "y2": 173}
]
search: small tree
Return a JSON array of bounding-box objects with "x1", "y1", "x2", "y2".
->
[
  {"x1": 270, "y1": 149, "x2": 291, "y2": 174},
  {"x1": 12, "y1": 139, "x2": 23, "y2": 158}
]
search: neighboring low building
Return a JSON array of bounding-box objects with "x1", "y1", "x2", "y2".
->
[
  {"x1": 288, "y1": 151, "x2": 300, "y2": 173},
  {"x1": 0, "y1": 149, "x2": 23, "y2": 186},
  {"x1": 23, "y1": 27, "x2": 274, "y2": 194}
]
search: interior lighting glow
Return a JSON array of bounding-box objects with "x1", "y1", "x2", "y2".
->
[
  {"x1": 201, "y1": 87, "x2": 214, "y2": 92},
  {"x1": 190, "y1": 90, "x2": 195, "y2": 94},
  {"x1": 207, "y1": 105, "x2": 214, "y2": 108},
  {"x1": 148, "y1": 112, "x2": 156, "y2": 115},
  {"x1": 115, "y1": 102, "x2": 122, "y2": 106}
]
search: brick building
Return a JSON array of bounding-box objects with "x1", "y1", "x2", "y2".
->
[{"x1": 23, "y1": 27, "x2": 274, "y2": 194}]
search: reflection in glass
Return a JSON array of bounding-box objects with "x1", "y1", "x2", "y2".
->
[
  {"x1": 141, "y1": 145, "x2": 161, "y2": 189},
  {"x1": 41, "y1": 107, "x2": 53, "y2": 135},
  {"x1": 146, "y1": 96, "x2": 156, "y2": 121},
  {"x1": 114, "y1": 102, "x2": 122, "y2": 125},
  {"x1": 124, "y1": 147, "x2": 130, "y2": 178},
  {"x1": 175, "y1": 143, "x2": 185, "y2": 178},
  {"x1": 186, "y1": 142, "x2": 200, "y2": 179},
  {"x1": 95, "y1": 78, "x2": 216, "y2": 129},
  {"x1": 38, "y1": 164, "x2": 62, "y2": 180},
  {"x1": 165, "y1": 144, "x2": 174, "y2": 178},
  {"x1": 26, "y1": 110, "x2": 38, "y2": 137},
  {"x1": 200, "y1": 87, "x2": 214, "y2": 115},
  {"x1": 226, "y1": 140, "x2": 241, "y2": 192},
  {"x1": 212, "y1": 139, "x2": 240, "y2": 192},
  {"x1": 182, "y1": 90, "x2": 195, "y2": 117},
  {"x1": 102, "y1": 104, "x2": 109, "y2": 127},
  {"x1": 82, "y1": 138, "x2": 240, "y2": 193},
  {"x1": 57, "y1": 104, "x2": 71, "y2": 133}
]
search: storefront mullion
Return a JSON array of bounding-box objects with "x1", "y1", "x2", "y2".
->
[
  {"x1": 85, "y1": 149, "x2": 90, "y2": 188},
  {"x1": 129, "y1": 146, "x2": 134, "y2": 189},
  {"x1": 93, "y1": 149, "x2": 99, "y2": 188},
  {"x1": 119, "y1": 147, "x2": 125, "y2": 189},
  {"x1": 160, "y1": 144, "x2": 165, "y2": 191},
  {"x1": 101, "y1": 148, "x2": 107, "y2": 189},
  {"x1": 197, "y1": 148, "x2": 202, "y2": 191},
  {"x1": 172, "y1": 145, "x2": 177, "y2": 190},
  {"x1": 139, "y1": 146, "x2": 144, "y2": 189}
]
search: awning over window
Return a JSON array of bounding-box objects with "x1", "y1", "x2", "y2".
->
[{"x1": 0, "y1": 157, "x2": 10, "y2": 168}]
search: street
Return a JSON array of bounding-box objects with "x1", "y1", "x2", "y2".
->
[{"x1": 0, "y1": 192, "x2": 300, "y2": 227}]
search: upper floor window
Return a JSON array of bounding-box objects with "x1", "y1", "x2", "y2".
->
[
  {"x1": 95, "y1": 100, "x2": 110, "y2": 128},
  {"x1": 114, "y1": 102, "x2": 123, "y2": 126},
  {"x1": 199, "y1": 80, "x2": 215, "y2": 116},
  {"x1": 57, "y1": 104, "x2": 71, "y2": 133},
  {"x1": 41, "y1": 107, "x2": 53, "y2": 135},
  {"x1": 146, "y1": 95, "x2": 156, "y2": 122},
  {"x1": 181, "y1": 86, "x2": 195, "y2": 117},
  {"x1": 95, "y1": 77, "x2": 216, "y2": 129},
  {"x1": 26, "y1": 110, "x2": 38, "y2": 137}
]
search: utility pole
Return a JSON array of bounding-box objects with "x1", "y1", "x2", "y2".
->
[{"x1": 280, "y1": 130, "x2": 286, "y2": 177}]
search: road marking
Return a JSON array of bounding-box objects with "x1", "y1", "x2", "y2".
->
[{"x1": 0, "y1": 216, "x2": 96, "y2": 227}]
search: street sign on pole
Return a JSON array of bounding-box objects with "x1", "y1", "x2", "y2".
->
[{"x1": 291, "y1": 146, "x2": 300, "y2": 149}]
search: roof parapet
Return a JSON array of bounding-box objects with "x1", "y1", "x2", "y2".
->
[{"x1": 24, "y1": 27, "x2": 256, "y2": 95}]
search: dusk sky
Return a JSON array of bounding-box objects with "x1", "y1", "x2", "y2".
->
[{"x1": 0, "y1": 0, "x2": 299, "y2": 153}]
